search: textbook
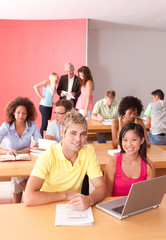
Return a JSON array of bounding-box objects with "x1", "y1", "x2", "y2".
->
[
  {"x1": 0, "y1": 153, "x2": 31, "y2": 162},
  {"x1": 55, "y1": 204, "x2": 94, "y2": 226}
]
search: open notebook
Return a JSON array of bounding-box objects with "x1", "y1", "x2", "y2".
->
[
  {"x1": 0, "y1": 153, "x2": 30, "y2": 162},
  {"x1": 96, "y1": 175, "x2": 166, "y2": 220}
]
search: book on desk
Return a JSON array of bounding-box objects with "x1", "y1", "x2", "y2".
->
[{"x1": 0, "y1": 153, "x2": 31, "y2": 162}]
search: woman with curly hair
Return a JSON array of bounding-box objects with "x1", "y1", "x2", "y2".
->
[
  {"x1": 0, "y1": 97, "x2": 42, "y2": 203},
  {"x1": 76, "y1": 66, "x2": 94, "y2": 119},
  {"x1": 112, "y1": 96, "x2": 150, "y2": 148}
]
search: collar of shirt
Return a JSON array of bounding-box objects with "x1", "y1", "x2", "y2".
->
[
  {"x1": 57, "y1": 142, "x2": 83, "y2": 168},
  {"x1": 9, "y1": 121, "x2": 29, "y2": 133},
  {"x1": 103, "y1": 98, "x2": 115, "y2": 107}
]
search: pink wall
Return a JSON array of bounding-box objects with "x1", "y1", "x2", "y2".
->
[{"x1": 0, "y1": 19, "x2": 87, "y2": 127}]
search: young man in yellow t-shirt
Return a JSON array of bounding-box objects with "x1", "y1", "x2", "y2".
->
[{"x1": 24, "y1": 110, "x2": 106, "y2": 210}]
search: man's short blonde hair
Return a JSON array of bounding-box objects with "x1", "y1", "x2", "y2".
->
[{"x1": 61, "y1": 109, "x2": 88, "y2": 133}]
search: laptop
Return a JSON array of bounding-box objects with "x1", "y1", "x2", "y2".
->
[{"x1": 96, "y1": 175, "x2": 166, "y2": 220}]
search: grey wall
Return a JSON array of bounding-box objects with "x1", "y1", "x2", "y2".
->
[{"x1": 88, "y1": 20, "x2": 166, "y2": 114}]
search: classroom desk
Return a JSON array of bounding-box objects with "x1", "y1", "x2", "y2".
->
[
  {"x1": 90, "y1": 143, "x2": 166, "y2": 175},
  {"x1": 87, "y1": 119, "x2": 111, "y2": 133},
  {"x1": 0, "y1": 153, "x2": 38, "y2": 181},
  {"x1": 87, "y1": 119, "x2": 150, "y2": 141},
  {"x1": 1, "y1": 195, "x2": 166, "y2": 240},
  {"x1": 0, "y1": 144, "x2": 166, "y2": 181}
]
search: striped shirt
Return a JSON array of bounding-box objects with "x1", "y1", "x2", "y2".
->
[{"x1": 92, "y1": 98, "x2": 119, "y2": 119}]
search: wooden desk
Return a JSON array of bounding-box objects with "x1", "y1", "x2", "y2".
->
[
  {"x1": 87, "y1": 119, "x2": 111, "y2": 133},
  {"x1": 0, "y1": 153, "x2": 38, "y2": 181},
  {"x1": 87, "y1": 119, "x2": 150, "y2": 141},
  {"x1": 91, "y1": 143, "x2": 166, "y2": 175},
  {"x1": 1, "y1": 196, "x2": 166, "y2": 240},
  {"x1": 0, "y1": 144, "x2": 166, "y2": 181}
]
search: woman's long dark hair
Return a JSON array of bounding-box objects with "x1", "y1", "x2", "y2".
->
[
  {"x1": 77, "y1": 66, "x2": 94, "y2": 87},
  {"x1": 119, "y1": 123, "x2": 148, "y2": 164}
]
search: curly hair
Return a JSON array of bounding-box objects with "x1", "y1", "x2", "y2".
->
[
  {"x1": 118, "y1": 96, "x2": 143, "y2": 117},
  {"x1": 77, "y1": 66, "x2": 94, "y2": 86},
  {"x1": 4, "y1": 97, "x2": 37, "y2": 125}
]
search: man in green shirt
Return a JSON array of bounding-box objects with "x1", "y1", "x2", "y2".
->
[{"x1": 91, "y1": 90, "x2": 119, "y2": 143}]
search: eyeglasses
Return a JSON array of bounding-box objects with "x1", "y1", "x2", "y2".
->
[{"x1": 54, "y1": 111, "x2": 66, "y2": 116}]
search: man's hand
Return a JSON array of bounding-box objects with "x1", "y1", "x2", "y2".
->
[
  {"x1": 68, "y1": 193, "x2": 92, "y2": 210},
  {"x1": 98, "y1": 115, "x2": 104, "y2": 122},
  {"x1": 65, "y1": 190, "x2": 78, "y2": 200}
]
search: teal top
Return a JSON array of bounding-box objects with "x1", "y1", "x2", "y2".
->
[{"x1": 40, "y1": 87, "x2": 56, "y2": 107}]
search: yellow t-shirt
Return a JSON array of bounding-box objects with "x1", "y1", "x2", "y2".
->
[{"x1": 31, "y1": 143, "x2": 103, "y2": 192}]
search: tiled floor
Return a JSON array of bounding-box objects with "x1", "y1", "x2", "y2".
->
[{"x1": 0, "y1": 181, "x2": 12, "y2": 204}]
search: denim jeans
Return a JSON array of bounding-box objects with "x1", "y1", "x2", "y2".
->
[
  {"x1": 148, "y1": 132, "x2": 166, "y2": 145},
  {"x1": 39, "y1": 105, "x2": 53, "y2": 137}
]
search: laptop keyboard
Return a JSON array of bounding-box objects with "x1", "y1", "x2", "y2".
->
[{"x1": 112, "y1": 205, "x2": 124, "y2": 214}]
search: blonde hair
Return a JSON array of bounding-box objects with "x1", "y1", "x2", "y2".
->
[
  {"x1": 61, "y1": 109, "x2": 88, "y2": 133},
  {"x1": 49, "y1": 72, "x2": 59, "y2": 96}
]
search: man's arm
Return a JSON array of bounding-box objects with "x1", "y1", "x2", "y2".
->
[
  {"x1": 146, "y1": 116, "x2": 151, "y2": 125},
  {"x1": 91, "y1": 112, "x2": 104, "y2": 122},
  {"x1": 23, "y1": 176, "x2": 77, "y2": 206},
  {"x1": 68, "y1": 176, "x2": 106, "y2": 210}
]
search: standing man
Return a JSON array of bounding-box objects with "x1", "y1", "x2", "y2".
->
[
  {"x1": 24, "y1": 110, "x2": 106, "y2": 209},
  {"x1": 57, "y1": 62, "x2": 81, "y2": 107},
  {"x1": 144, "y1": 89, "x2": 166, "y2": 144},
  {"x1": 91, "y1": 90, "x2": 119, "y2": 143},
  {"x1": 45, "y1": 99, "x2": 73, "y2": 141}
]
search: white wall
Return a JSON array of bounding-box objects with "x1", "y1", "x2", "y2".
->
[{"x1": 88, "y1": 21, "x2": 166, "y2": 114}]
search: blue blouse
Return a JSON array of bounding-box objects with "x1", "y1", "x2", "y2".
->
[{"x1": 0, "y1": 121, "x2": 42, "y2": 151}]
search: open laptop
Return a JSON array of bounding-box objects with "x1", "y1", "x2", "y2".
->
[{"x1": 96, "y1": 175, "x2": 166, "y2": 220}]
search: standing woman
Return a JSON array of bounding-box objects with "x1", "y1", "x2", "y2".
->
[
  {"x1": 33, "y1": 72, "x2": 59, "y2": 137},
  {"x1": 0, "y1": 97, "x2": 42, "y2": 203},
  {"x1": 76, "y1": 66, "x2": 94, "y2": 119}
]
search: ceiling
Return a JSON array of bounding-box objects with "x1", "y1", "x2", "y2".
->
[{"x1": 1, "y1": 0, "x2": 166, "y2": 30}]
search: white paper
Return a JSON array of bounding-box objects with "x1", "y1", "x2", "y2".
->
[
  {"x1": 102, "y1": 119, "x2": 113, "y2": 125},
  {"x1": 62, "y1": 90, "x2": 75, "y2": 99},
  {"x1": 108, "y1": 149, "x2": 120, "y2": 156},
  {"x1": 55, "y1": 204, "x2": 94, "y2": 226},
  {"x1": 38, "y1": 139, "x2": 57, "y2": 149}
]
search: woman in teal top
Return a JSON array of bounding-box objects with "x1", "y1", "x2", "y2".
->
[{"x1": 33, "y1": 72, "x2": 59, "y2": 137}]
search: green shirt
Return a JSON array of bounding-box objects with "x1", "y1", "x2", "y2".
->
[
  {"x1": 144, "y1": 104, "x2": 151, "y2": 117},
  {"x1": 92, "y1": 98, "x2": 119, "y2": 119}
]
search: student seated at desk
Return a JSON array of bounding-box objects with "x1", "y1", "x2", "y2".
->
[
  {"x1": 45, "y1": 99, "x2": 73, "y2": 141},
  {"x1": 104, "y1": 123, "x2": 155, "y2": 197},
  {"x1": 112, "y1": 96, "x2": 150, "y2": 148},
  {"x1": 24, "y1": 110, "x2": 106, "y2": 210},
  {"x1": 91, "y1": 90, "x2": 119, "y2": 143},
  {"x1": 0, "y1": 97, "x2": 41, "y2": 203}
]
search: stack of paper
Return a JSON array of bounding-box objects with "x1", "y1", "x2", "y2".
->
[
  {"x1": 55, "y1": 204, "x2": 94, "y2": 226},
  {"x1": 108, "y1": 149, "x2": 120, "y2": 156},
  {"x1": 102, "y1": 119, "x2": 113, "y2": 125}
]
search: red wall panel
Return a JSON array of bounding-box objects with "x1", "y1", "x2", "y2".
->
[{"x1": 0, "y1": 19, "x2": 87, "y2": 127}]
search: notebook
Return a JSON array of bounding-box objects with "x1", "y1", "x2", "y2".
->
[{"x1": 96, "y1": 175, "x2": 166, "y2": 220}]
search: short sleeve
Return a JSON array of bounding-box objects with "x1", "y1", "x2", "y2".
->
[
  {"x1": 31, "y1": 149, "x2": 52, "y2": 180},
  {"x1": 86, "y1": 146, "x2": 103, "y2": 179},
  {"x1": 144, "y1": 104, "x2": 151, "y2": 117},
  {"x1": 46, "y1": 121, "x2": 56, "y2": 137},
  {"x1": 92, "y1": 101, "x2": 100, "y2": 114}
]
